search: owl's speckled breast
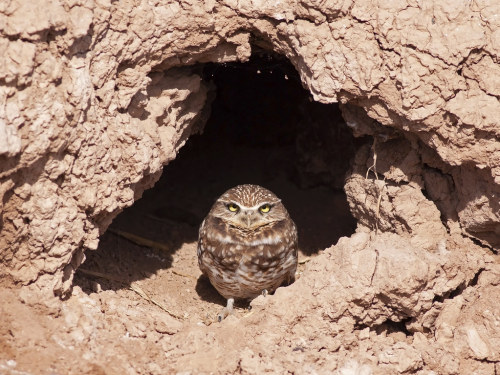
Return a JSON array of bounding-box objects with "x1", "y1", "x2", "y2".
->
[{"x1": 198, "y1": 215, "x2": 298, "y2": 300}]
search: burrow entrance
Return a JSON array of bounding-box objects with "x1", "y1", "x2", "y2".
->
[{"x1": 75, "y1": 52, "x2": 364, "y2": 320}]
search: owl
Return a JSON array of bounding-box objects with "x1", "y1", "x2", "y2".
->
[{"x1": 197, "y1": 184, "x2": 298, "y2": 321}]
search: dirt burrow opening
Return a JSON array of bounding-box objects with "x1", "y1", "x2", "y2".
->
[{"x1": 75, "y1": 52, "x2": 361, "y2": 321}]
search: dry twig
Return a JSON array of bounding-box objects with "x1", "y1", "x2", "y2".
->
[
  {"x1": 77, "y1": 268, "x2": 182, "y2": 320},
  {"x1": 108, "y1": 228, "x2": 170, "y2": 252},
  {"x1": 77, "y1": 268, "x2": 126, "y2": 283},
  {"x1": 365, "y1": 138, "x2": 379, "y2": 180},
  {"x1": 129, "y1": 282, "x2": 183, "y2": 319},
  {"x1": 374, "y1": 177, "x2": 387, "y2": 234},
  {"x1": 298, "y1": 257, "x2": 311, "y2": 264},
  {"x1": 172, "y1": 270, "x2": 197, "y2": 280}
]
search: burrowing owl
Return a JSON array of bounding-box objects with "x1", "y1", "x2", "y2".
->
[{"x1": 198, "y1": 184, "x2": 298, "y2": 321}]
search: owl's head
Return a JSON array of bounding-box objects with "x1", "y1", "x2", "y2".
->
[{"x1": 210, "y1": 184, "x2": 290, "y2": 230}]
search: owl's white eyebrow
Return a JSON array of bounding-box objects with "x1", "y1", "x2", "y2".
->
[{"x1": 238, "y1": 201, "x2": 280, "y2": 211}]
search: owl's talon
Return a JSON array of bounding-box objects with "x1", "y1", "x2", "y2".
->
[
  {"x1": 261, "y1": 289, "x2": 268, "y2": 297},
  {"x1": 217, "y1": 298, "x2": 234, "y2": 322}
]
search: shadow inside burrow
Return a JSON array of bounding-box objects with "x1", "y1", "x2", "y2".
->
[
  {"x1": 74, "y1": 51, "x2": 362, "y2": 296},
  {"x1": 194, "y1": 275, "x2": 227, "y2": 307}
]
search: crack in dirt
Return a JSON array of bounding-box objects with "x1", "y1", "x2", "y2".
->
[{"x1": 433, "y1": 267, "x2": 484, "y2": 304}]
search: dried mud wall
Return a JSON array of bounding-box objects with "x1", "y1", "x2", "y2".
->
[{"x1": 0, "y1": 0, "x2": 500, "y2": 373}]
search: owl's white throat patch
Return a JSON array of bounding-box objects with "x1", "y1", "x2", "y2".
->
[
  {"x1": 248, "y1": 236, "x2": 282, "y2": 246},
  {"x1": 215, "y1": 234, "x2": 236, "y2": 244},
  {"x1": 213, "y1": 233, "x2": 282, "y2": 246}
]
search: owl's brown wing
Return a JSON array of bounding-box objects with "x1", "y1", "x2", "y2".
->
[{"x1": 197, "y1": 217, "x2": 243, "y2": 274}]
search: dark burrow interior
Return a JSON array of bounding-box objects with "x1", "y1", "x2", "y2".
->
[{"x1": 76, "y1": 52, "x2": 363, "y2": 298}]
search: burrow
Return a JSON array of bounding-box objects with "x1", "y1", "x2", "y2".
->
[
  {"x1": 75, "y1": 51, "x2": 365, "y2": 309},
  {"x1": 74, "y1": 48, "x2": 494, "y2": 319}
]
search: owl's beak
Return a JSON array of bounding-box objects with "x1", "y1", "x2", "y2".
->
[{"x1": 243, "y1": 210, "x2": 258, "y2": 228}]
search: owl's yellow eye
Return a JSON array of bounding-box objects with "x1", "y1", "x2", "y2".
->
[
  {"x1": 227, "y1": 203, "x2": 239, "y2": 212},
  {"x1": 259, "y1": 204, "x2": 271, "y2": 213}
]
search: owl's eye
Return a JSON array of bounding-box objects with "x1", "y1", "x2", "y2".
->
[
  {"x1": 227, "y1": 203, "x2": 240, "y2": 212},
  {"x1": 259, "y1": 204, "x2": 271, "y2": 213}
]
